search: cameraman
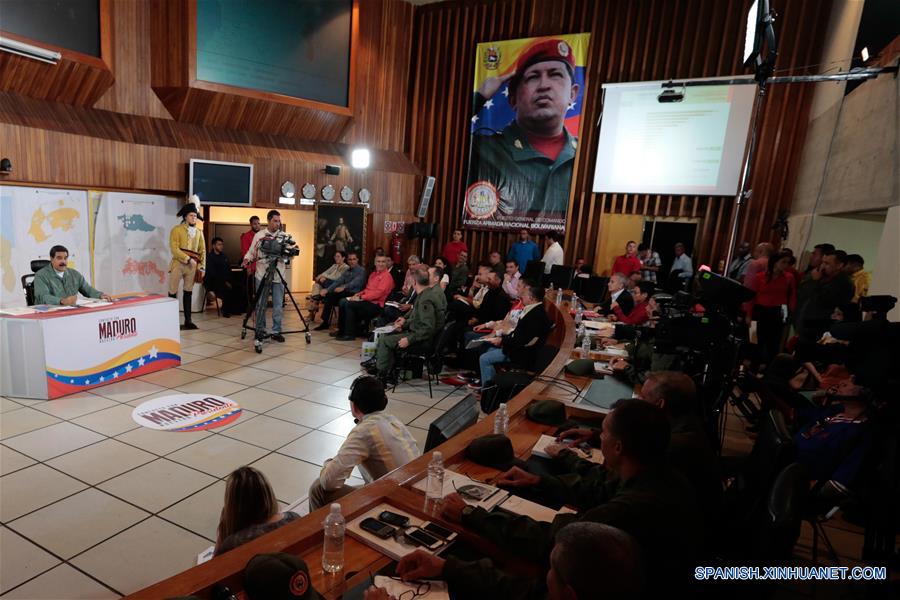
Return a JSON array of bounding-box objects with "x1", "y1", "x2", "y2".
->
[{"x1": 242, "y1": 210, "x2": 288, "y2": 342}]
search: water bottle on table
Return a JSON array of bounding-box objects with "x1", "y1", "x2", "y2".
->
[
  {"x1": 425, "y1": 451, "x2": 445, "y2": 501},
  {"x1": 581, "y1": 330, "x2": 592, "y2": 357},
  {"x1": 493, "y1": 403, "x2": 509, "y2": 435},
  {"x1": 556, "y1": 287, "x2": 563, "y2": 306},
  {"x1": 322, "y1": 503, "x2": 345, "y2": 573}
]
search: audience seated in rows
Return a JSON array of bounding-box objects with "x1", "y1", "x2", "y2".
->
[
  {"x1": 314, "y1": 252, "x2": 366, "y2": 327},
  {"x1": 306, "y1": 250, "x2": 348, "y2": 321},
  {"x1": 333, "y1": 256, "x2": 394, "y2": 341}
]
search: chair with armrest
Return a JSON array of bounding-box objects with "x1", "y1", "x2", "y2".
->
[
  {"x1": 22, "y1": 259, "x2": 51, "y2": 306},
  {"x1": 523, "y1": 260, "x2": 545, "y2": 283},
  {"x1": 549, "y1": 265, "x2": 575, "y2": 291}
]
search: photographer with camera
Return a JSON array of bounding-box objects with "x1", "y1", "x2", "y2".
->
[{"x1": 242, "y1": 210, "x2": 294, "y2": 342}]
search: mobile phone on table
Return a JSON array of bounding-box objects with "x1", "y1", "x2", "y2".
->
[
  {"x1": 378, "y1": 510, "x2": 410, "y2": 527},
  {"x1": 421, "y1": 521, "x2": 457, "y2": 542},
  {"x1": 360, "y1": 517, "x2": 395, "y2": 539},
  {"x1": 403, "y1": 526, "x2": 442, "y2": 550}
]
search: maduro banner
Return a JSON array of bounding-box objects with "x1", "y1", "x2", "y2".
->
[{"x1": 463, "y1": 33, "x2": 590, "y2": 233}]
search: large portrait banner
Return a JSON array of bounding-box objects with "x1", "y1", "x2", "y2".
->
[{"x1": 463, "y1": 33, "x2": 590, "y2": 233}]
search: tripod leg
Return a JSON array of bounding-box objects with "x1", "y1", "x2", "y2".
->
[{"x1": 274, "y1": 268, "x2": 312, "y2": 343}]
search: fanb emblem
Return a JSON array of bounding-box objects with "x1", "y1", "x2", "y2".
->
[{"x1": 484, "y1": 45, "x2": 501, "y2": 70}]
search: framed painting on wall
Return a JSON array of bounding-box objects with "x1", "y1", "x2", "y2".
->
[{"x1": 313, "y1": 204, "x2": 366, "y2": 278}]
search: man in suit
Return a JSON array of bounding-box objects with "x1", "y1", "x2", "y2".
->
[
  {"x1": 598, "y1": 273, "x2": 633, "y2": 316},
  {"x1": 475, "y1": 280, "x2": 552, "y2": 389}
]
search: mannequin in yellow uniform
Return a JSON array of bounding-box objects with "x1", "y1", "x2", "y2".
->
[{"x1": 168, "y1": 202, "x2": 206, "y2": 330}]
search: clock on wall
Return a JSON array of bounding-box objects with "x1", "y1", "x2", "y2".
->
[
  {"x1": 339, "y1": 186, "x2": 353, "y2": 202},
  {"x1": 321, "y1": 184, "x2": 335, "y2": 201},
  {"x1": 358, "y1": 188, "x2": 371, "y2": 204},
  {"x1": 301, "y1": 182, "x2": 316, "y2": 199}
]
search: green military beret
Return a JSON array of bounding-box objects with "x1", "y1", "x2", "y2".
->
[
  {"x1": 526, "y1": 399, "x2": 567, "y2": 425},
  {"x1": 465, "y1": 434, "x2": 525, "y2": 471}
]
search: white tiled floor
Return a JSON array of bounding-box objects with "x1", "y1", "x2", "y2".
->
[{"x1": 0, "y1": 310, "x2": 465, "y2": 597}]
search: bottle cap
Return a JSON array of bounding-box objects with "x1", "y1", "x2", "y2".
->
[
  {"x1": 330, "y1": 503, "x2": 341, "y2": 513},
  {"x1": 432, "y1": 451, "x2": 443, "y2": 461}
]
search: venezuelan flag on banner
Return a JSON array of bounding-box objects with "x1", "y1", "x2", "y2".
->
[
  {"x1": 471, "y1": 33, "x2": 590, "y2": 137},
  {"x1": 463, "y1": 33, "x2": 590, "y2": 234}
]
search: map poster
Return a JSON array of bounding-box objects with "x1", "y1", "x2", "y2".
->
[
  {"x1": 92, "y1": 191, "x2": 180, "y2": 296},
  {"x1": 0, "y1": 186, "x2": 91, "y2": 308}
]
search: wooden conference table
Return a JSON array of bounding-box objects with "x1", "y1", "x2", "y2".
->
[{"x1": 127, "y1": 300, "x2": 628, "y2": 599}]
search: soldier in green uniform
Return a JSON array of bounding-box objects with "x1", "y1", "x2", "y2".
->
[
  {"x1": 33, "y1": 244, "x2": 110, "y2": 305},
  {"x1": 465, "y1": 38, "x2": 581, "y2": 220},
  {"x1": 369, "y1": 265, "x2": 447, "y2": 384}
]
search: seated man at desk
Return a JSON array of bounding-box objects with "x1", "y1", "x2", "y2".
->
[
  {"x1": 608, "y1": 280, "x2": 651, "y2": 325},
  {"x1": 34, "y1": 245, "x2": 111, "y2": 305},
  {"x1": 439, "y1": 400, "x2": 701, "y2": 591},
  {"x1": 365, "y1": 522, "x2": 642, "y2": 600},
  {"x1": 308, "y1": 376, "x2": 419, "y2": 511},
  {"x1": 598, "y1": 273, "x2": 633, "y2": 316}
]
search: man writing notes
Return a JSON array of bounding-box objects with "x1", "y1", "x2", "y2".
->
[{"x1": 34, "y1": 245, "x2": 110, "y2": 305}]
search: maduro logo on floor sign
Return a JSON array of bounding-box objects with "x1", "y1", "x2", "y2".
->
[{"x1": 132, "y1": 394, "x2": 242, "y2": 431}]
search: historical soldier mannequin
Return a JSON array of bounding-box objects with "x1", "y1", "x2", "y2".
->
[{"x1": 168, "y1": 201, "x2": 206, "y2": 330}]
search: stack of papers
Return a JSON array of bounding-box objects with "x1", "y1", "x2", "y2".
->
[
  {"x1": 412, "y1": 470, "x2": 509, "y2": 511},
  {"x1": 0, "y1": 306, "x2": 39, "y2": 316},
  {"x1": 75, "y1": 298, "x2": 112, "y2": 308},
  {"x1": 498, "y1": 495, "x2": 577, "y2": 523},
  {"x1": 374, "y1": 577, "x2": 449, "y2": 600}
]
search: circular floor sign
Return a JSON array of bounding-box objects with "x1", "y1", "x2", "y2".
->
[{"x1": 132, "y1": 394, "x2": 242, "y2": 432}]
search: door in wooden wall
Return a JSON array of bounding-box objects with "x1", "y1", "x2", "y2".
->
[
  {"x1": 594, "y1": 214, "x2": 645, "y2": 276},
  {"x1": 642, "y1": 219, "x2": 699, "y2": 279}
]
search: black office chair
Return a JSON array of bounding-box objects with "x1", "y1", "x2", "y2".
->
[
  {"x1": 523, "y1": 260, "x2": 545, "y2": 283},
  {"x1": 22, "y1": 259, "x2": 51, "y2": 306},
  {"x1": 392, "y1": 321, "x2": 456, "y2": 398},
  {"x1": 549, "y1": 265, "x2": 575, "y2": 290}
]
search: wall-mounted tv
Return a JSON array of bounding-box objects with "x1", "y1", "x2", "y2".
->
[{"x1": 189, "y1": 159, "x2": 253, "y2": 207}]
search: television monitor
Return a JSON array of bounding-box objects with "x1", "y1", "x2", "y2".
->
[
  {"x1": 189, "y1": 159, "x2": 253, "y2": 207},
  {"x1": 424, "y1": 395, "x2": 480, "y2": 452}
]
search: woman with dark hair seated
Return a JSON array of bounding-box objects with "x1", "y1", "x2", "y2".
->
[{"x1": 214, "y1": 466, "x2": 300, "y2": 556}]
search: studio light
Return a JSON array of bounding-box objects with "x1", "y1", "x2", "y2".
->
[
  {"x1": 0, "y1": 36, "x2": 61, "y2": 64},
  {"x1": 351, "y1": 148, "x2": 371, "y2": 169}
]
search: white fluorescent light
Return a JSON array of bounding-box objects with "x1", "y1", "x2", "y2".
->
[
  {"x1": 351, "y1": 148, "x2": 370, "y2": 169},
  {"x1": 861, "y1": 47, "x2": 869, "y2": 62},
  {"x1": 0, "y1": 36, "x2": 61, "y2": 65}
]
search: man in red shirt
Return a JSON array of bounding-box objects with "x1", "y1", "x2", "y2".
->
[
  {"x1": 611, "y1": 241, "x2": 642, "y2": 278},
  {"x1": 334, "y1": 256, "x2": 394, "y2": 340},
  {"x1": 240, "y1": 216, "x2": 262, "y2": 301},
  {"x1": 612, "y1": 281, "x2": 651, "y2": 325}
]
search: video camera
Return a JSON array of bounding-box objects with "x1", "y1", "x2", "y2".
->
[{"x1": 259, "y1": 231, "x2": 300, "y2": 260}]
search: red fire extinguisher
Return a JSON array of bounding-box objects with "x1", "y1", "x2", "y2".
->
[{"x1": 390, "y1": 231, "x2": 402, "y2": 264}]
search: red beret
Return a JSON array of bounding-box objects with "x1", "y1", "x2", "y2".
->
[{"x1": 515, "y1": 38, "x2": 576, "y2": 77}]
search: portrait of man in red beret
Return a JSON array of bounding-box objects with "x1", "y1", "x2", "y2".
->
[{"x1": 464, "y1": 36, "x2": 587, "y2": 229}]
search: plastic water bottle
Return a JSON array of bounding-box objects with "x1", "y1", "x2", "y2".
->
[
  {"x1": 556, "y1": 287, "x2": 563, "y2": 306},
  {"x1": 322, "y1": 503, "x2": 345, "y2": 573},
  {"x1": 575, "y1": 301, "x2": 584, "y2": 325},
  {"x1": 571, "y1": 293, "x2": 578, "y2": 309},
  {"x1": 493, "y1": 403, "x2": 509, "y2": 435},
  {"x1": 581, "y1": 330, "x2": 592, "y2": 357},
  {"x1": 425, "y1": 451, "x2": 445, "y2": 501}
]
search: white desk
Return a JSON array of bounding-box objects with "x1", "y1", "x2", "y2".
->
[{"x1": 0, "y1": 295, "x2": 181, "y2": 399}]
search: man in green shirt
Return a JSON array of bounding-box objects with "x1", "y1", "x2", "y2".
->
[
  {"x1": 33, "y1": 245, "x2": 110, "y2": 306},
  {"x1": 367, "y1": 265, "x2": 447, "y2": 384}
]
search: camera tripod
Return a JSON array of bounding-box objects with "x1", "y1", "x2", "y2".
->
[{"x1": 241, "y1": 256, "x2": 311, "y2": 353}]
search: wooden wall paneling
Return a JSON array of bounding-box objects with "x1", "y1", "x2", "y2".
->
[
  {"x1": 408, "y1": 0, "x2": 834, "y2": 273},
  {"x1": 0, "y1": 0, "x2": 114, "y2": 106}
]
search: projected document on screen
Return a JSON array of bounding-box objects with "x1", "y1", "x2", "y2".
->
[{"x1": 592, "y1": 81, "x2": 755, "y2": 196}]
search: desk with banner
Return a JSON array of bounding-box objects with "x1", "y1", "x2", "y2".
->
[{"x1": 0, "y1": 294, "x2": 181, "y2": 400}]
